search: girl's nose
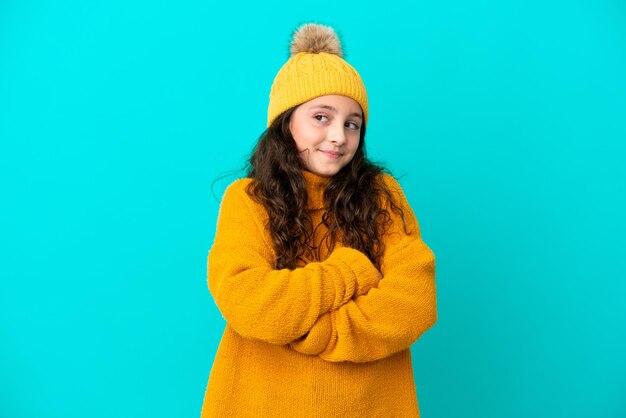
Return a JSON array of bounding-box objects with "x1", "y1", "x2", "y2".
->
[{"x1": 329, "y1": 122, "x2": 347, "y2": 145}]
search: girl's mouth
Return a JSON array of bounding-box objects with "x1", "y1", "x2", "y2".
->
[{"x1": 321, "y1": 150, "x2": 341, "y2": 158}]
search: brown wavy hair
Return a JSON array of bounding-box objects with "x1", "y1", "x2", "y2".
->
[{"x1": 242, "y1": 105, "x2": 414, "y2": 270}]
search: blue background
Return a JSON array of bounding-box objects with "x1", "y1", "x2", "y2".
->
[{"x1": 1, "y1": 1, "x2": 625, "y2": 417}]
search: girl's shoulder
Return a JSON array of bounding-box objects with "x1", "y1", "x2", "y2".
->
[
  {"x1": 378, "y1": 172, "x2": 402, "y2": 191},
  {"x1": 220, "y1": 177, "x2": 257, "y2": 205},
  {"x1": 219, "y1": 177, "x2": 268, "y2": 218},
  {"x1": 376, "y1": 172, "x2": 421, "y2": 234},
  {"x1": 223, "y1": 176, "x2": 253, "y2": 194},
  {"x1": 377, "y1": 172, "x2": 410, "y2": 206}
]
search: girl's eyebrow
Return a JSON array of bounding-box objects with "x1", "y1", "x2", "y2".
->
[{"x1": 310, "y1": 105, "x2": 363, "y2": 120}]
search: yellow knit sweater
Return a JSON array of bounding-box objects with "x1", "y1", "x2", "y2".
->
[{"x1": 201, "y1": 169, "x2": 437, "y2": 417}]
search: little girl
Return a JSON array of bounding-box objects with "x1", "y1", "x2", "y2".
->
[{"x1": 201, "y1": 22, "x2": 437, "y2": 417}]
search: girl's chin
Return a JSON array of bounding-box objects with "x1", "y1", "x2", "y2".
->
[{"x1": 310, "y1": 167, "x2": 340, "y2": 177}]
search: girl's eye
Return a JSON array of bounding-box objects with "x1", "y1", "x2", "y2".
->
[{"x1": 313, "y1": 114, "x2": 359, "y2": 130}]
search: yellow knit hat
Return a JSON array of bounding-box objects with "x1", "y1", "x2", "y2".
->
[{"x1": 267, "y1": 23, "x2": 368, "y2": 128}]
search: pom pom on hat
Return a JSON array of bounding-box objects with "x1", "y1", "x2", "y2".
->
[
  {"x1": 289, "y1": 23, "x2": 343, "y2": 57},
  {"x1": 267, "y1": 22, "x2": 368, "y2": 128}
]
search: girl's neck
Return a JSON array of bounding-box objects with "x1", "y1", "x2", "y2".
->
[{"x1": 301, "y1": 169, "x2": 331, "y2": 210}]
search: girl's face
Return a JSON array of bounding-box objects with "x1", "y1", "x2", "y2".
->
[{"x1": 289, "y1": 94, "x2": 363, "y2": 177}]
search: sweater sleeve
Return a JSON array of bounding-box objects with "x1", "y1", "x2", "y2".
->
[
  {"x1": 288, "y1": 175, "x2": 437, "y2": 362},
  {"x1": 207, "y1": 179, "x2": 381, "y2": 346}
]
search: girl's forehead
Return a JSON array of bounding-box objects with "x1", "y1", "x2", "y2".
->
[{"x1": 301, "y1": 95, "x2": 363, "y2": 115}]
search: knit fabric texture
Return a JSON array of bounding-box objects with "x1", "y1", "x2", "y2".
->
[
  {"x1": 201, "y1": 169, "x2": 437, "y2": 417},
  {"x1": 267, "y1": 51, "x2": 368, "y2": 128}
]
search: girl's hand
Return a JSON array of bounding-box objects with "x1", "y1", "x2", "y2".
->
[{"x1": 356, "y1": 269, "x2": 382, "y2": 297}]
